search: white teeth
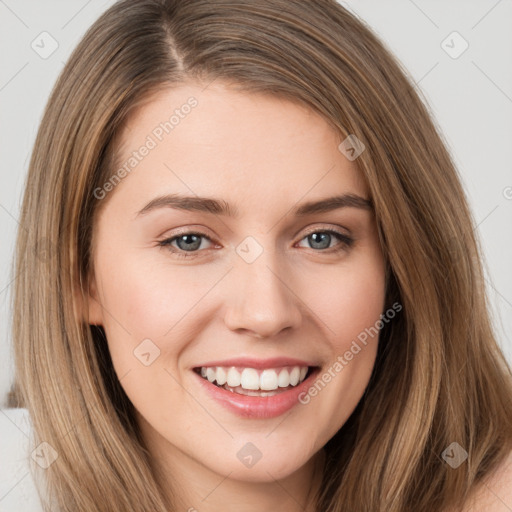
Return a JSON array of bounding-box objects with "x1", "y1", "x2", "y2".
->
[
  {"x1": 198, "y1": 365, "x2": 310, "y2": 391},
  {"x1": 289, "y1": 367, "x2": 300, "y2": 386},
  {"x1": 216, "y1": 366, "x2": 227, "y2": 386},
  {"x1": 226, "y1": 367, "x2": 241, "y2": 387},
  {"x1": 278, "y1": 369, "x2": 290, "y2": 388},
  {"x1": 240, "y1": 368, "x2": 260, "y2": 390},
  {"x1": 226, "y1": 386, "x2": 280, "y2": 397},
  {"x1": 206, "y1": 367, "x2": 216, "y2": 383},
  {"x1": 260, "y1": 369, "x2": 279, "y2": 391}
]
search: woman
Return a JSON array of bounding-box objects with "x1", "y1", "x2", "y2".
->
[{"x1": 7, "y1": 0, "x2": 512, "y2": 510}]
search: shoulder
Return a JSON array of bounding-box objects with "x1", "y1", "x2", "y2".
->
[
  {"x1": 0, "y1": 408, "x2": 45, "y2": 512},
  {"x1": 459, "y1": 449, "x2": 512, "y2": 512}
]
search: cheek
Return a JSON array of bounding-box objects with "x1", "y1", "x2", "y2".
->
[
  {"x1": 98, "y1": 248, "x2": 215, "y2": 342},
  {"x1": 297, "y1": 254, "x2": 385, "y2": 438},
  {"x1": 95, "y1": 248, "x2": 229, "y2": 393},
  {"x1": 309, "y1": 254, "x2": 386, "y2": 345},
  {"x1": 94, "y1": 250, "x2": 207, "y2": 421}
]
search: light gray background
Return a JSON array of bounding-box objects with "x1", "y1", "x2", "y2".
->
[{"x1": 1, "y1": 0, "x2": 511, "y2": 407}]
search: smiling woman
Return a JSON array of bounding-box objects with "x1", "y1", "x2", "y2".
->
[{"x1": 7, "y1": 0, "x2": 512, "y2": 511}]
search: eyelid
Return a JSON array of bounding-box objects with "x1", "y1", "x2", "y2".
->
[
  {"x1": 299, "y1": 224, "x2": 351, "y2": 238},
  {"x1": 161, "y1": 225, "x2": 215, "y2": 237}
]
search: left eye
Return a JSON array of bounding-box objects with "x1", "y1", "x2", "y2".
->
[
  {"x1": 296, "y1": 230, "x2": 353, "y2": 251},
  {"x1": 158, "y1": 229, "x2": 353, "y2": 258}
]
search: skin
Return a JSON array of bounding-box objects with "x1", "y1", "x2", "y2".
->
[{"x1": 86, "y1": 81, "x2": 386, "y2": 511}]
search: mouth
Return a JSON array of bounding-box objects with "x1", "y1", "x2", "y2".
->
[
  {"x1": 193, "y1": 364, "x2": 313, "y2": 396},
  {"x1": 192, "y1": 360, "x2": 320, "y2": 419}
]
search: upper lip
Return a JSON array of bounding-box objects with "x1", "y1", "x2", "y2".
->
[{"x1": 194, "y1": 357, "x2": 317, "y2": 370}]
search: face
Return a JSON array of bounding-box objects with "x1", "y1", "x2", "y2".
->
[{"x1": 87, "y1": 81, "x2": 386, "y2": 488}]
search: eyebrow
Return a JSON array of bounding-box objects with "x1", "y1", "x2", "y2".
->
[{"x1": 135, "y1": 193, "x2": 373, "y2": 218}]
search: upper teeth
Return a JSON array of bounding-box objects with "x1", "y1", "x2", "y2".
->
[{"x1": 199, "y1": 366, "x2": 308, "y2": 391}]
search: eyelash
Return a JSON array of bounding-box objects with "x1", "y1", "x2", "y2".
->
[{"x1": 157, "y1": 228, "x2": 354, "y2": 259}]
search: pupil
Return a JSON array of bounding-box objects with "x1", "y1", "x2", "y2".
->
[
  {"x1": 310, "y1": 232, "x2": 330, "y2": 249},
  {"x1": 178, "y1": 234, "x2": 201, "y2": 251}
]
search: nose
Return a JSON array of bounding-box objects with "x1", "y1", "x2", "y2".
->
[{"x1": 223, "y1": 246, "x2": 303, "y2": 339}]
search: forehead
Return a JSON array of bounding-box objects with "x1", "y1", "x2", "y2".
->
[{"x1": 105, "y1": 81, "x2": 369, "y2": 215}]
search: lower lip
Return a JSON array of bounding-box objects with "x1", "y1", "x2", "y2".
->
[{"x1": 193, "y1": 368, "x2": 319, "y2": 419}]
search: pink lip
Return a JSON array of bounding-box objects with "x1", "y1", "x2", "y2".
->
[
  {"x1": 193, "y1": 366, "x2": 319, "y2": 419},
  {"x1": 194, "y1": 357, "x2": 315, "y2": 370}
]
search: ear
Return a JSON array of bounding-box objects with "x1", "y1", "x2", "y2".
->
[
  {"x1": 86, "y1": 273, "x2": 104, "y2": 326},
  {"x1": 74, "y1": 270, "x2": 104, "y2": 326}
]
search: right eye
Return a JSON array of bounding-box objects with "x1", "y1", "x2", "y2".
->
[{"x1": 157, "y1": 231, "x2": 216, "y2": 258}]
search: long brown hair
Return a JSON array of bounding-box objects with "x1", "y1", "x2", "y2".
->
[{"x1": 11, "y1": 1, "x2": 512, "y2": 510}]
